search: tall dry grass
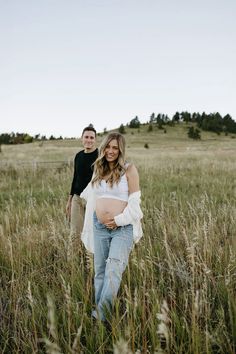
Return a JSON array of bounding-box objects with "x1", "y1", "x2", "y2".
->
[{"x1": 0, "y1": 144, "x2": 235, "y2": 353}]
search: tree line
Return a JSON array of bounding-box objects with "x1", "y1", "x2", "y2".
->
[
  {"x1": 1, "y1": 111, "x2": 235, "y2": 145},
  {"x1": 0, "y1": 133, "x2": 64, "y2": 145},
  {"x1": 124, "y1": 111, "x2": 236, "y2": 134}
]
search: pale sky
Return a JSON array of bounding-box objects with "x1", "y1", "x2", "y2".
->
[{"x1": 0, "y1": 0, "x2": 235, "y2": 138}]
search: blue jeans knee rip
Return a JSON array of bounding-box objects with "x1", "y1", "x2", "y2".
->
[
  {"x1": 106, "y1": 257, "x2": 123, "y2": 264},
  {"x1": 106, "y1": 257, "x2": 127, "y2": 277}
]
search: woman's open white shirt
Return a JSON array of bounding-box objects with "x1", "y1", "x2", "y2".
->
[{"x1": 80, "y1": 182, "x2": 143, "y2": 253}]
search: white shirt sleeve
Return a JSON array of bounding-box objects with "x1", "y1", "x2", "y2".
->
[{"x1": 114, "y1": 191, "x2": 143, "y2": 226}]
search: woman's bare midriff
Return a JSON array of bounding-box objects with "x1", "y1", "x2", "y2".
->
[{"x1": 96, "y1": 198, "x2": 127, "y2": 224}]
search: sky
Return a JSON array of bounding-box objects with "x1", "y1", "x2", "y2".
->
[{"x1": 0, "y1": 0, "x2": 235, "y2": 138}]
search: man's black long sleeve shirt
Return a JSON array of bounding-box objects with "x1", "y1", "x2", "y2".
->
[{"x1": 70, "y1": 148, "x2": 98, "y2": 196}]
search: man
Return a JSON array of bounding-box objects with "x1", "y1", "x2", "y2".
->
[{"x1": 66, "y1": 125, "x2": 98, "y2": 243}]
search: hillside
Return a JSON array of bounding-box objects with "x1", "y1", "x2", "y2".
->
[{"x1": 0, "y1": 123, "x2": 235, "y2": 166}]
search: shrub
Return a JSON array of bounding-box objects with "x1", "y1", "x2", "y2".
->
[
  {"x1": 118, "y1": 124, "x2": 126, "y2": 134},
  {"x1": 188, "y1": 127, "x2": 201, "y2": 140}
]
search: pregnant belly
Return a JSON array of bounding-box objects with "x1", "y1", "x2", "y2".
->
[{"x1": 95, "y1": 198, "x2": 127, "y2": 224}]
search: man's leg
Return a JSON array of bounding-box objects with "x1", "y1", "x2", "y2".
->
[
  {"x1": 70, "y1": 194, "x2": 85, "y2": 239},
  {"x1": 68, "y1": 195, "x2": 85, "y2": 261}
]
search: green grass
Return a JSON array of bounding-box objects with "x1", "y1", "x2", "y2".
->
[{"x1": 0, "y1": 125, "x2": 236, "y2": 353}]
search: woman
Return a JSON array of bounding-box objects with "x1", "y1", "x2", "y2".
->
[{"x1": 81, "y1": 132, "x2": 143, "y2": 321}]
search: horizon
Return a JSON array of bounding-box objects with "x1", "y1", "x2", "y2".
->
[{"x1": 1, "y1": 111, "x2": 235, "y2": 140}]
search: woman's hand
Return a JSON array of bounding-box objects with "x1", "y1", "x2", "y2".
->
[{"x1": 104, "y1": 218, "x2": 117, "y2": 230}]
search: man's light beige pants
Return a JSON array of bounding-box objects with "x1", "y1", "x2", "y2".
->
[
  {"x1": 70, "y1": 194, "x2": 86, "y2": 240},
  {"x1": 70, "y1": 194, "x2": 92, "y2": 276}
]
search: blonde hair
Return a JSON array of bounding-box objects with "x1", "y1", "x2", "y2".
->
[{"x1": 92, "y1": 133, "x2": 126, "y2": 187}]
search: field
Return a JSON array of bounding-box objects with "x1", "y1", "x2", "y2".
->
[{"x1": 0, "y1": 125, "x2": 236, "y2": 353}]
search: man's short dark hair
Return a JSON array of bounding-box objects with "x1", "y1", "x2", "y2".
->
[{"x1": 82, "y1": 125, "x2": 97, "y2": 137}]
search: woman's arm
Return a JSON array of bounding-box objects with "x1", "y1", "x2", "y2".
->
[
  {"x1": 113, "y1": 191, "x2": 143, "y2": 226},
  {"x1": 126, "y1": 163, "x2": 140, "y2": 194}
]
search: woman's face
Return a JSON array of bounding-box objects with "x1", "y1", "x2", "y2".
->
[{"x1": 104, "y1": 139, "x2": 119, "y2": 163}]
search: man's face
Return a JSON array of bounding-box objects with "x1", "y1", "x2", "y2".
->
[{"x1": 82, "y1": 130, "x2": 96, "y2": 151}]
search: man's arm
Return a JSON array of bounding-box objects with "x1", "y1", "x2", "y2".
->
[{"x1": 66, "y1": 154, "x2": 77, "y2": 220}]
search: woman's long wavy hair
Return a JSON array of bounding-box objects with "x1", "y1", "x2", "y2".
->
[{"x1": 92, "y1": 132, "x2": 126, "y2": 187}]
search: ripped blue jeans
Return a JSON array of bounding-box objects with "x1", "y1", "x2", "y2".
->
[{"x1": 92, "y1": 212, "x2": 133, "y2": 321}]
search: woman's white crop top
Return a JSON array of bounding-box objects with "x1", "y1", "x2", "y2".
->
[{"x1": 93, "y1": 173, "x2": 129, "y2": 202}]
